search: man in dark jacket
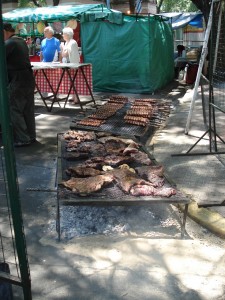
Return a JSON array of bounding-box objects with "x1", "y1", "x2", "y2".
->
[{"x1": 3, "y1": 23, "x2": 36, "y2": 147}]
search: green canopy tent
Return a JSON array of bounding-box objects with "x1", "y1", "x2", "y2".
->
[
  {"x1": 2, "y1": 4, "x2": 113, "y2": 23},
  {"x1": 3, "y1": 5, "x2": 174, "y2": 94},
  {"x1": 81, "y1": 14, "x2": 174, "y2": 93}
]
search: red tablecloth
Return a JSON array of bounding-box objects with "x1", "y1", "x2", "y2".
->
[{"x1": 34, "y1": 64, "x2": 92, "y2": 95}]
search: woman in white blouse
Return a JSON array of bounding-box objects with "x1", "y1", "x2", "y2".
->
[
  {"x1": 61, "y1": 27, "x2": 80, "y2": 63},
  {"x1": 61, "y1": 27, "x2": 80, "y2": 103}
]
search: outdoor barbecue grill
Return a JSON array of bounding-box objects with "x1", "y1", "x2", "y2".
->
[
  {"x1": 70, "y1": 99, "x2": 171, "y2": 143},
  {"x1": 56, "y1": 131, "x2": 190, "y2": 241}
]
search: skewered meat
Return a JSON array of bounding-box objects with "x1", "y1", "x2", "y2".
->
[
  {"x1": 131, "y1": 104, "x2": 153, "y2": 108},
  {"x1": 66, "y1": 166, "x2": 104, "y2": 177},
  {"x1": 109, "y1": 95, "x2": 128, "y2": 103},
  {"x1": 130, "y1": 185, "x2": 176, "y2": 197},
  {"x1": 61, "y1": 174, "x2": 114, "y2": 195},
  {"x1": 124, "y1": 116, "x2": 150, "y2": 126},
  {"x1": 84, "y1": 102, "x2": 124, "y2": 120},
  {"x1": 77, "y1": 118, "x2": 105, "y2": 127},
  {"x1": 126, "y1": 109, "x2": 153, "y2": 118},
  {"x1": 134, "y1": 98, "x2": 158, "y2": 103}
]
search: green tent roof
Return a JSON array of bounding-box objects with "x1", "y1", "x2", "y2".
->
[{"x1": 2, "y1": 4, "x2": 109, "y2": 23}]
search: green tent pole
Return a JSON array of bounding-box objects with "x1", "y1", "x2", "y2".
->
[{"x1": 0, "y1": 4, "x2": 32, "y2": 300}]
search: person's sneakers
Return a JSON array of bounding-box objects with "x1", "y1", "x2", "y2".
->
[{"x1": 14, "y1": 140, "x2": 31, "y2": 147}]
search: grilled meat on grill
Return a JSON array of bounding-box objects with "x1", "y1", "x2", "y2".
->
[
  {"x1": 110, "y1": 168, "x2": 152, "y2": 193},
  {"x1": 78, "y1": 142, "x2": 106, "y2": 156},
  {"x1": 135, "y1": 165, "x2": 164, "y2": 177},
  {"x1": 61, "y1": 174, "x2": 114, "y2": 195},
  {"x1": 77, "y1": 118, "x2": 105, "y2": 127},
  {"x1": 126, "y1": 109, "x2": 153, "y2": 118},
  {"x1": 130, "y1": 185, "x2": 176, "y2": 197},
  {"x1": 135, "y1": 165, "x2": 165, "y2": 187},
  {"x1": 123, "y1": 142, "x2": 139, "y2": 155},
  {"x1": 130, "y1": 151, "x2": 152, "y2": 165},
  {"x1": 98, "y1": 136, "x2": 139, "y2": 146},
  {"x1": 104, "y1": 140, "x2": 127, "y2": 154},
  {"x1": 64, "y1": 130, "x2": 96, "y2": 141},
  {"x1": 66, "y1": 166, "x2": 104, "y2": 177},
  {"x1": 83, "y1": 154, "x2": 133, "y2": 168},
  {"x1": 66, "y1": 152, "x2": 89, "y2": 160}
]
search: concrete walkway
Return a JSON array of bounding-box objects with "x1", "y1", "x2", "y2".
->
[
  {"x1": 150, "y1": 82, "x2": 225, "y2": 238},
  {"x1": 10, "y1": 82, "x2": 225, "y2": 299}
]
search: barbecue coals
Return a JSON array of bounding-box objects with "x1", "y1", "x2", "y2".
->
[{"x1": 60, "y1": 130, "x2": 177, "y2": 197}]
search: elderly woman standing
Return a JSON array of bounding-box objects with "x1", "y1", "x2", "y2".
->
[
  {"x1": 61, "y1": 27, "x2": 80, "y2": 103},
  {"x1": 61, "y1": 27, "x2": 80, "y2": 63}
]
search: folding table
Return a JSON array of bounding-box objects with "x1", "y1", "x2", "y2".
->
[{"x1": 32, "y1": 62, "x2": 96, "y2": 112}]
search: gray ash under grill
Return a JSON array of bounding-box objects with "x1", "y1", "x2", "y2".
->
[{"x1": 56, "y1": 131, "x2": 190, "y2": 240}]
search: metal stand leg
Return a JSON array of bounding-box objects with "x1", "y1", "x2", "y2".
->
[
  {"x1": 181, "y1": 204, "x2": 189, "y2": 238},
  {"x1": 56, "y1": 192, "x2": 61, "y2": 241}
]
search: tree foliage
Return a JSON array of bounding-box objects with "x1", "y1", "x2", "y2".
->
[
  {"x1": 156, "y1": 0, "x2": 198, "y2": 13},
  {"x1": 18, "y1": 0, "x2": 47, "y2": 8}
]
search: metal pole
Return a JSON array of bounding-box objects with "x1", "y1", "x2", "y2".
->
[
  {"x1": 185, "y1": 0, "x2": 214, "y2": 134},
  {"x1": 0, "y1": 5, "x2": 32, "y2": 300}
]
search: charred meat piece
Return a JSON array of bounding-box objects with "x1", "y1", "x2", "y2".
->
[
  {"x1": 98, "y1": 136, "x2": 139, "y2": 146},
  {"x1": 111, "y1": 168, "x2": 152, "y2": 193},
  {"x1": 130, "y1": 151, "x2": 152, "y2": 165},
  {"x1": 104, "y1": 140, "x2": 127, "y2": 154},
  {"x1": 103, "y1": 154, "x2": 133, "y2": 166},
  {"x1": 130, "y1": 185, "x2": 176, "y2": 197},
  {"x1": 66, "y1": 166, "x2": 104, "y2": 177},
  {"x1": 64, "y1": 130, "x2": 96, "y2": 141},
  {"x1": 135, "y1": 165, "x2": 164, "y2": 177},
  {"x1": 81, "y1": 156, "x2": 105, "y2": 169},
  {"x1": 123, "y1": 142, "x2": 139, "y2": 155},
  {"x1": 61, "y1": 174, "x2": 114, "y2": 195},
  {"x1": 66, "y1": 140, "x2": 81, "y2": 152},
  {"x1": 95, "y1": 132, "x2": 113, "y2": 138},
  {"x1": 83, "y1": 154, "x2": 133, "y2": 168},
  {"x1": 135, "y1": 165, "x2": 165, "y2": 187},
  {"x1": 66, "y1": 152, "x2": 89, "y2": 160},
  {"x1": 78, "y1": 141, "x2": 106, "y2": 156}
]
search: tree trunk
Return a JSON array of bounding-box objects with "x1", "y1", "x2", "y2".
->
[
  {"x1": 191, "y1": 0, "x2": 211, "y2": 23},
  {"x1": 156, "y1": 0, "x2": 164, "y2": 14},
  {"x1": 53, "y1": 0, "x2": 60, "y2": 6},
  {"x1": 128, "y1": 0, "x2": 136, "y2": 14}
]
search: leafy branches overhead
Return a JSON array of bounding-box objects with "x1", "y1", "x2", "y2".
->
[
  {"x1": 18, "y1": 0, "x2": 47, "y2": 8},
  {"x1": 158, "y1": 0, "x2": 198, "y2": 12}
]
